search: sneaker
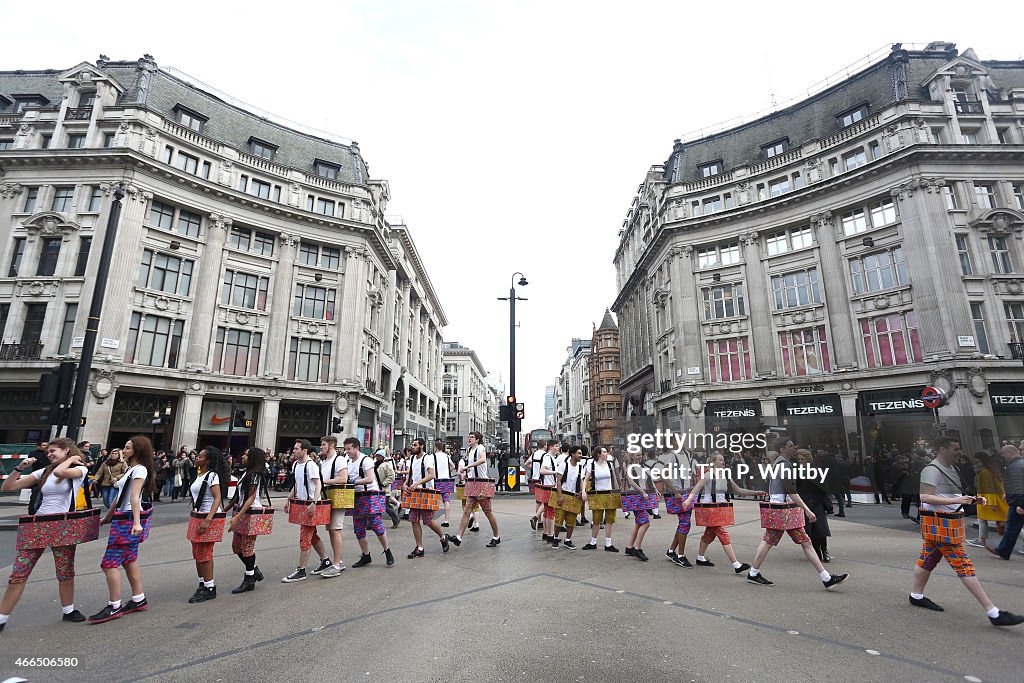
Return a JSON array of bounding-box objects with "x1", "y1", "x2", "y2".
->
[
  {"x1": 696, "y1": 558, "x2": 715, "y2": 567},
  {"x1": 747, "y1": 573, "x2": 774, "y2": 586},
  {"x1": 391, "y1": 520, "x2": 401, "y2": 529},
  {"x1": 188, "y1": 586, "x2": 216, "y2": 603},
  {"x1": 282, "y1": 568, "x2": 308, "y2": 583},
  {"x1": 88, "y1": 604, "x2": 124, "y2": 624},
  {"x1": 470, "y1": 526, "x2": 480, "y2": 533},
  {"x1": 582, "y1": 542, "x2": 597, "y2": 550},
  {"x1": 624, "y1": 511, "x2": 631, "y2": 519},
  {"x1": 734, "y1": 562, "x2": 751, "y2": 574},
  {"x1": 530, "y1": 517, "x2": 538, "y2": 530},
  {"x1": 407, "y1": 547, "x2": 425, "y2": 559},
  {"x1": 441, "y1": 536, "x2": 450, "y2": 553},
  {"x1": 651, "y1": 513, "x2": 661, "y2": 520},
  {"x1": 385, "y1": 549, "x2": 395, "y2": 567},
  {"x1": 310, "y1": 558, "x2": 333, "y2": 575},
  {"x1": 665, "y1": 550, "x2": 678, "y2": 563},
  {"x1": 604, "y1": 545, "x2": 620, "y2": 553},
  {"x1": 321, "y1": 564, "x2": 345, "y2": 578},
  {"x1": 541, "y1": 534, "x2": 551, "y2": 542},
  {"x1": 823, "y1": 573, "x2": 848, "y2": 589},
  {"x1": 965, "y1": 538, "x2": 985, "y2": 547},
  {"x1": 835, "y1": 513, "x2": 846, "y2": 517},
  {"x1": 62, "y1": 609, "x2": 87, "y2": 623},
  {"x1": 551, "y1": 539, "x2": 561, "y2": 548},
  {"x1": 563, "y1": 540, "x2": 577, "y2": 550},
  {"x1": 989, "y1": 610, "x2": 1024, "y2": 627},
  {"x1": 909, "y1": 595, "x2": 944, "y2": 612},
  {"x1": 353, "y1": 553, "x2": 372, "y2": 568},
  {"x1": 446, "y1": 534, "x2": 462, "y2": 547},
  {"x1": 1017, "y1": 547, "x2": 1024, "y2": 556},
  {"x1": 624, "y1": 547, "x2": 634, "y2": 556},
  {"x1": 441, "y1": 522, "x2": 450, "y2": 528},
  {"x1": 676, "y1": 555, "x2": 693, "y2": 568},
  {"x1": 485, "y1": 537, "x2": 501, "y2": 548},
  {"x1": 634, "y1": 549, "x2": 649, "y2": 562},
  {"x1": 121, "y1": 598, "x2": 148, "y2": 614}
]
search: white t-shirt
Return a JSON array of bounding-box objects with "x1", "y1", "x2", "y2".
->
[
  {"x1": 236, "y1": 472, "x2": 265, "y2": 510},
  {"x1": 555, "y1": 452, "x2": 569, "y2": 472},
  {"x1": 558, "y1": 459, "x2": 584, "y2": 494},
  {"x1": 530, "y1": 449, "x2": 545, "y2": 480},
  {"x1": 409, "y1": 454, "x2": 437, "y2": 487},
  {"x1": 699, "y1": 477, "x2": 728, "y2": 503},
  {"x1": 541, "y1": 453, "x2": 557, "y2": 487},
  {"x1": 589, "y1": 460, "x2": 615, "y2": 492},
  {"x1": 25, "y1": 466, "x2": 89, "y2": 515},
  {"x1": 292, "y1": 460, "x2": 321, "y2": 500},
  {"x1": 320, "y1": 453, "x2": 347, "y2": 485},
  {"x1": 114, "y1": 465, "x2": 149, "y2": 512},
  {"x1": 464, "y1": 445, "x2": 487, "y2": 478},
  {"x1": 433, "y1": 452, "x2": 453, "y2": 479},
  {"x1": 190, "y1": 472, "x2": 222, "y2": 514},
  {"x1": 347, "y1": 455, "x2": 379, "y2": 492}
]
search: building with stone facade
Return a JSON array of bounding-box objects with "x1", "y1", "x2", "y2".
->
[
  {"x1": 553, "y1": 338, "x2": 591, "y2": 445},
  {"x1": 613, "y1": 42, "x2": 1024, "y2": 461},
  {"x1": 440, "y1": 341, "x2": 491, "y2": 450},
  {"x1": 588, "y1": 310, "x2": 621, "y2": 448},
  {"x1": 0, "y1": 56, "x2": 446, "y2": 454}
]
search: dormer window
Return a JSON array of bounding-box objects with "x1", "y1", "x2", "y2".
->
[
  {"x1": 249, "y1": 138, "x2": 277, "y2": 161},
  {"x1": 173, "y1": 105, "x2": 207, "y2": 133},
  {"x1": 762, "y1": 139, "x2": 789, "y2": 159},
  {"x1": 837, "y1": 104, "x2": 868, "y2": 128},
  {"x1": 315, "y1": 159, "x2": 340, "y2": 180},
  {"x1": 13, "y1": 94, "x2": 48, "y2": 113},
  {"x1": 78, "y1": 91, "x2": 96, "y2": 108},
  {"x1": 699, "y1": 161, "x2": 722, "y2": 178}
]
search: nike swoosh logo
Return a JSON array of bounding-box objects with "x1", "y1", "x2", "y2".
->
[{"x1": 210, "y1": 415, "x2": 231, "y2": 424}]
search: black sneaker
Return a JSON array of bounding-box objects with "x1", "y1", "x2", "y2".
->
[
  {"x1": 470, "y1": 526, "x2": 480, "y2": 533},
  {"x1": 909, "y1": 595, "x2": 944, "y2": 612},
  {"x1": 384, "y1": 549, "x2": 395, "y2": 567},
  {"x1": 530, "y1": 517, "x2": 538, "y2": 530},
  {"x1": 121, "y1": 598, "x2": 148, "y2": 614},
  {"x1": 605, "y1": 545, "x2": 620, "y2": 553},
  {"x1": 734, "y1": 562, "x2": 751, "y2": 574},
  {"x1": 989, "y1": 610, "x2": 1024, "y2": 627},
  {"x1": 634, "y1": 549, "x2": 649, "y2": 562},
  {"x1": 541, "y1": 534, "x2": 551, "y2": 542},
  {"x1": 551, "y1": 539, "x2": 561, "y2": 548},
  {"x1": 624, "y1": 547, "x2": 635, "y2": 556},
  {"x1": 441, "y1": 536, "x2": 450, "y2": 553},
  {"x1": 188, "y1": 586, "x2": 216, "y2": 603},
  {"x1": 582, "y1": 542, "x2": 597, "y2": 550},
  {"x1": 353, "y1": 554, "x2": 372, "y2": 568},
  {"x1": 310, "y1": 558, "x2": 333, "y2": 575},
  {"x1": 62, "y1": 609, "x2": 87, "y2": 623},
  {"x1": 676, "y1": 555, "x2": 693, "y2": 568},
  {"x1": 88, "y1": 604, "x2": 124, "y2": 624},
  {"x1": 696, "y1": 558, "x2": 715, "y2": 567},
  {"x1": 486, "y1": 537, "x2": 501, "y2": 548},
  {"x1": 665, "y1": 550, "x2": 678, "y2": 563},
  {"x1": 563, "y1": 540, "x2": 577, "y2": 550},
  {"x1": 282, "y1": 568, "x2": 307, "y2": 583},
  {"x1": 441, "y1": 522, "x2": 450, "y2": 528},
  {"x1": 823, "y1": 573, "x2": 848, "y2": 590},
  {"x1": 446, "y1": 534, "x2": 461, "y2": 547},
  {"x1": 651, "y1": 513, "x2": 661, "y2": 520},
  {"x1": 408, "y1": 547, "x2": 425, "y2": 559},
  {"x1": 747, "y1": 573, "x2": 774, "y2": 586}
]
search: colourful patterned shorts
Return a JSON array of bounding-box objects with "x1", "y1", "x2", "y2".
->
[
  {"x1": 543, "y1": 503, "x2": 556, "y2": 520},
  {"x1": 9, "y1": 545, "x2": 76, "y2": 584},
  {"x1": 436, "y1": 479, "x2": 455, "y2": 503},
  {"x1": 591, "y1": 508, "x2": 617, "y2": 525},
  {"x1": 917, "y1": 540, "x2": 975, "y2": 578},
  {"x1": 232, "y1": 532, "x2": 256, "y2": 557},
  {"x1": 701, "y1": 526, "x2": 731, "y2": 546},
  {"x1": 466, "y1": 496, "x2": 492, "y2": 513},
  {"x1": 763, "y1": 528, "x2": 810, "y2": 546},
  {"x1": 101, "y1": 542, "x2": 139, "y2": 569},
  {"x1": 353, "y1": 514, "x2": 386, "y2": 539},
  {"x1": 299, "y1": 525, "x2": 321, "y2": 552},
  {"x1": 191, "y1": 541, "x2": 215, "y2": 563},
  {"x1": 633, "y1": 509, "x2": 651, "y2": 526},
  {"x1": 675, "y1": 512, "x2": 692, "y2": 536},
  {"x1": 409, "y1": 508, "x2": 436, "y2": 525}
]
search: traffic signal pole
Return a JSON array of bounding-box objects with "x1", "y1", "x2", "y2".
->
[{"x1": 509, "y1": 282, "x2": 517, "y2": 456}]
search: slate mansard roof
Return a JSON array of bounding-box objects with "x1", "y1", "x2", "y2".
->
[{"x1": 0, "y1": 56, "x2": 370, "y2": 186}]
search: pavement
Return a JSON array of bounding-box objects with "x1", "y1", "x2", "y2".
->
[{"x1": 0, "y1": 498, "x2": 1022, "y2": 682}]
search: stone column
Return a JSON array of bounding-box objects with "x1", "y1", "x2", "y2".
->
[
  {"x1": 256, "y1": 398, "x2": 280, "y2": 451},
  {"x1": 810, "y1": 211, "x2": 858, "y2": 369},
  {"x1": 670, "y1": 245, "x2": 705, "y2": 381},
  {"x1": 174, "y1": 391, "x2": 205, "y2": 449},
  {"x1": 0, "y1": 183, "x2": 24, "y2": 269},
  {"x1": 397, "y1": 281, "x2": 411, "y2": 368},
  {"x1": 185, "y1": 213, "x2": 231, "y2": 370},
  {"x1": 739, "y1": 230, "x2": 776, "y2": 377},
  {"x1": 263, "y1": 232, "x2": 298, "y2": 378},
  {"x1": 96, "y1": 184, "x2": 152, "y2": 355},
  {"x1": 335, "y1": 246, "x2": 365, "y2": 383}
]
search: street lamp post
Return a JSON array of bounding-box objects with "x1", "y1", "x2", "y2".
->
[{"x1": 498, "y1": 273, "x2": 527, "y2": 457}]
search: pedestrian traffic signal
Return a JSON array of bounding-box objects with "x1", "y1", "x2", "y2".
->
[
  {"x1": 507, "y1": 395, "x2": 516, "y2": 406},
  {"x1": 499, "y1": 404, "x2": 512, "y2": 421},
  {"x1": 331, "y1": 416, "x2": 342, "y2": 433},
  {"x1": 233, "y1": 410, "x2": 248, "y2": 428},
  {"x1": 514, "y1": 402, "x2": 525, "y2": 420}
]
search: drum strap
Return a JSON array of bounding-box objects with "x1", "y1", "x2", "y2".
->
[
  {"x1": 193, "y1": 472, "x2": 213, "y2": 512},
  {"x1": 922, "y1": 464, "x2": 964, "y2": 513}
]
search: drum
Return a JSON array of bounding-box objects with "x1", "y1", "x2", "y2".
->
[
  {"x1": 186, "y1": 511, "x2": 227, "y2": 542},
  {"x1": 465, "y1": 478, "x2": 495, "y2": 499},
  {"x1": 288, "y1": 498, "x2": 332, "y2": 526},
  {"x1": 621, "y1": 491, "x2": 656, "y2": 512},
  {"x1": 391, "y1": 476, "x2": 405, "y2": 492},
  {"x1": 16, "y1": 508, "x2": 100, "y2": 550},
  {"x1": 402, "y1": 488, "x2": 442, "y2": 511},
  {"x1": 534, "y1": 484, "x2": 552, "y2": 505},
  {"x1": 110, "y1": 504, "x2": 154, "y2": 544},
  {"x1": 435, "y1": 479, "x2": 456, "y2": 498},
  {"x1": 920, "y1": 510, "x2": 966, "y2": 545},
  {"x1": 456, "y1": 483, "x2": 466, "y2": 500},
  {"x1": 232, "y1": 506, "x2": 274, "y2": 536},
  {"x1": 554, "y1": 491, "x2": 583, "y2": 515},
  {"x1": 587, "y1": 491, "x2": 621, "y2": 511},
  {"x1": 694, "y1": 502, "x2": 735, "y2": 527},
  {"x1": 324, "y1": 484, "x2": 355, "y2": 510},
  {"x1": 759, "y1": 502, "x2": 805, "y2": 530},
  {"x1": 664, "y1": 495, "x2": 692, "y2": 515},
  {"x1": 351, "y1": 491, "x2": 388, "y2": 517}
]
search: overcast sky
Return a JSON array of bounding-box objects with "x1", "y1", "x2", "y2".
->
[{"x1": 5, "y1": 2, "x2": 1021, "y2": 435}]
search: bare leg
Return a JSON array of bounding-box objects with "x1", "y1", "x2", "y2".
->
[
  {"x1": 328, "y1": 529, "x2": 343, "y2": 565},
  {"x1": 911, "y1": 565, "x2": 931, "y2": 595},
  {"x1": 483, "y1": 510, "x2": 499, "y2": 537},
  {"x1": 799, "y1": 541, "x2": 826, "y2": 573},
  {"x1": 412, "y1": 521, "x2": 424, "y2": 547},
  {"x1": 750, "y1": 540, "x2": 772, "y2": 570},
  {"x1": 0, "y1": 583, "x2": 28, "y2": 615},
  {"x1": 604, "y1": 522, "x2": 614, "y2": 542},
  {"x1": 57, "y1": 579, "x2": 74, "y2": 608},
  {"x1": 961, "y1": 576, "x2": 996, "y2": 612},
  {"x1": 123, "y1": 562, "x2": 143, "y2": 595},
  {"x1": 102, "y1": 567, "x2": 122, "y2": 602},
  {"x1": 722, "y1": 543, "x2": 741, "y2": 564}
]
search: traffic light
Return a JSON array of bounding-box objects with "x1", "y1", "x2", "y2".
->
[
  {"x1": 499, "y1": 404, "x2": 511, "y2": 421},
  {"x1": 515, "y1": 402, "x2": 525, "y2": 420},
  {"x1": 331, "y1": 416, "x2": 342, "y2": 433},
  {"x1": 80, "y1": 417, "x2": 87, "y2": 427},
  {"x1": 39, "y1": 362, "x2": 75, "y2": 426},
  {"x1": 233, "y1": 409, "x2": 247, "y2": 428},
  {"x1": 507, "y1": 395, "x2": 516, "y2": 407}
]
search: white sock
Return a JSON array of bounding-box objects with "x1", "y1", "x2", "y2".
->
[
  {"x1": 749, "y1": 567, "x2": 759, "y2": 576},
  {"x1": 0, "y1": 614, "x2": 8, "y2": 625},
  {"x1": 198, "y1": 576, "x2": 204, "y2": 584},
  {"x1": 819, "y1": 570, "x2": 831, "y2": 581},
  {"x1": 62, "y1": 604, "x2": 75, "y2": 615},
  {"x1": 605, "y1": 538, "x2": 613, "y2": 547},
  {"x1": 455, "y1": 535, "x2": 462, "y2": 542},
  {"x1": 910, "y1": 593, "x2": 924, "y2": 600},
  {"x1": 203, "y1": 580, "x2": 215, "y2": 588},
  {"x1": 731, "y1": 561, "x2": 742, "y2": 569},
  {"x1": 590, "y1": 537, "x2": 598, "y2": 545},
  {"x1": 492, "y1": 537, "x2": 500, "y2": 542},
  {"x1": 697, "y1": 555, "x2": 707, "y2": 562},
  {"x1": 109, "y1": 600, "x2": 121, "y2": 609},
  {"x1": 987, "y1": 607, "x2": 1001, "y2": 618},
  {"x1": 132, "y1": 593, "x2": 145, "y2": 602},
  {"x1": 244, "y1": 570, "x2": 255, "y2": 576}
]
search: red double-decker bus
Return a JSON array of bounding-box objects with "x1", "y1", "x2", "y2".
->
[{"x1": 525, "y1": 428, "x2": 554, "y2": 452}]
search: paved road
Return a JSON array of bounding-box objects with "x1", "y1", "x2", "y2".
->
[{"x1": 1, "y1": 498, "x2": 1022, "y2": 682}]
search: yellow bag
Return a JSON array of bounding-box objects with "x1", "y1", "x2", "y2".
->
[{"x1": 75, "y1": 478, "x2": 91, "y2": 511}]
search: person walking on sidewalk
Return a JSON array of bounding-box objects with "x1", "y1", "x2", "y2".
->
[
  {"x1": 316, "y1": 436, "x2": 347, "y2": 578},
  {"x1": 403, "y1": 438, "x2": 449, "y2": 558},
  {"x1": 987, "y1": 444, "x2": 1024, "y2": 560},
  {"x1": 282, "y1": 440, "x2": 332, "y2": 582},
  {"x1": 226, "y1": 447, "x2": 270, "y2": 593},
  {"x1": 375, "y1": 450, "x2": 401, "y2": 529},
  {"x1": 94, "y1": 449, "x2": 127, "y2": 509},
  {"x1": 346, "y1": 437, "x2": 395, "y2": 568},
  {"x1": 447, "y1": 432, "x2": 501, "y2": 549},
  {"x1": 966, "y1": 452, "x2": 1006, "y2": 548}
]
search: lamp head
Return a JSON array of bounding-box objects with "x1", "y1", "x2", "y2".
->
[{"x1": 518, "y1": 277, "x2": 528, "y2": 287}]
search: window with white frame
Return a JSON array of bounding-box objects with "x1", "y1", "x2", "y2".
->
[
  {"x1": 843, "y1": 147, "x2": 867, "y2": 171},
  {"x1": 699, "y1": 161, "x2": 722, "y2": 178},
  {"x1": 989, "y1": 236, "x2": 1013, "y2": 274},
  {"x1": 138, "y1": 249, "x2": 194, "y2": 296},
  {"x1": 838, "y1": 105, "x2": 867, "y2": 127},
  {"x1": 720, "y1": 243, "x2": 739, "y2": 265},
  {"x1": 961, "y1": 130, "x2": 980, "y2": 144},
  {"x1": 249, "y1": 138, "x2": 277, "y2": 160},
  {"x1": 943, "y1": 184, "x2": 961, "y2": 210},
  {"x1": 148, "y1": 200, "x2": 201, "y2": 238},
  {"x1": 779, "y1": 326, "x2": 831, "y2": 376},
  {"x1": 221, "y1": 269, "x2": 269, "y2": 311},
  {"x1": 1005, "y1": 302, "x2": 1024, "y2": 342},
  {"x1": 707, "y1": 336, "x2": 752, "y2": 382},
  {"x1": 51, "y1": 186, "x2": 74, "y2": 212},
  {"x1": 125, "y1": 312, "x2": 184, "y2": 368},
  {"x1": 293, "y1": 284, "x2": 337, "y2": 321},
  {"x1": 790, "y1": 227, "x2": 812, "y2": 249},
  {"x1": 869, "y1": 198, "x2": 896, "y2": 226},
  {"x1": 860, "y1": 311, "x2": 921, "y2": 368},
  {"x1": 176, "y1": 107, "x2": 206, "y2": 133},
  {"x1": 766, "y1": 231, "x2": 788, "y2": 256},
  {"x1": 973, "y1": 183, "x2": 995, "y2": 209},
  {"x1": 769, "y1": 176, "x2": 790, "y2": 197},
  {"x1": 702, "y1": 283, "x2": 745, "y2": 320},
  {"x1": 955, "y1": 234, "x2": 973, "y2": 275},
  {"x1": 213, "y1": 327, "x2": 262, "y2": 376},
  {"x1": 970, "y1": 302, "x2": 989, "y2": 354},
  {"x1": 1013, "y1": 184, "x2": 1024, "y2": 211},
  {"x1": 288, "y1": 338, "x2": 331, "y2": 382},
  {"x1": 762, "y1": 139, "x2": 788, "y2": 158},
  {"x1": 702, "y1": 196, "x2": 722, "y2": 214},
  {"x1": 841, "y1": 208, "x2": 867, "y2": 235},
  {"x1": 67, "y1": 134, "x2": 85, "y2": 149},
  {"x1": 850, "y1": 248, "x2": 908, "y2": 294},
  {"x1": 771, "y1": 269, "x2": 821, "y2": 310}
]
